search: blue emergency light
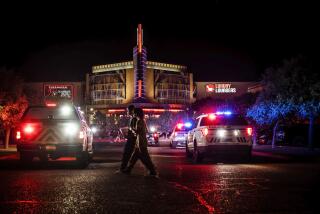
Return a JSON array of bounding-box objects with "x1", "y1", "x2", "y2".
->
[
  {"x1": 216, "y1": 111, "x2": 232, "y2": 115},
  {"x1": 184, "y1": 122, "x2": 192, "y2": 128}
]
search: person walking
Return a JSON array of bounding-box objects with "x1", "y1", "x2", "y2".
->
[
  {"x1": 116, "y1": 105, "x2": 137, "y2": 173},
  {"x1": 123, "y1": 108, "x2": 158, "y2": 177}
]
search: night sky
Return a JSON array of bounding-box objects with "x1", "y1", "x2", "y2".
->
[{"x1": 0, "y1": 1, "x2": 316, "y2": 82}]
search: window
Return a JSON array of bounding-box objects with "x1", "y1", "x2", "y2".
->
[{"x1": 200, "y1": 115, "x2": 248, "y2": 126}]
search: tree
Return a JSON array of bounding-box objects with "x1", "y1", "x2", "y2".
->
[
  {"x1": 0, "y1": 68, "x2": 28, "y2": 149},
  {"x1": 247, "y1": 56, "x2": 320, "y2": 148}
]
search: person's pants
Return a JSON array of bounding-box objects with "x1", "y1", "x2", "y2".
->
[
  {"x1": 120, "y1": 139, "x2": 136, "y2": 170},
  {"x1": 127, "y1": 146, "x2": 156, "y2": 174}
]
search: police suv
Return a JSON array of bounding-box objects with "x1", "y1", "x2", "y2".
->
[
  {"x1": 15, "y1": 102, "x2": 93, "y2": 167},
  {"x1": 170, "y1": 122, "x2": 193, "y2": 148},
  {"x1": 186, "y1": 112, "x2": 253, "y2": 163}
]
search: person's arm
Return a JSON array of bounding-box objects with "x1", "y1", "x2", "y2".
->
[
  {"x1": 135, "y1": 119, "x2": 143, "y2": 136},
  {"x1": 129, "y1": 117, "x2": 137, "y2": 136}
]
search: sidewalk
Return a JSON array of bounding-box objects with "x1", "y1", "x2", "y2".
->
[{"x1": 253, "y1": 144, "x2": 320, "y2": 156}]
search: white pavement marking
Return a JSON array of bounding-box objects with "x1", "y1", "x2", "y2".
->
[{"x1": 169, "y1": 181, "x2": 215, "y2": 214}]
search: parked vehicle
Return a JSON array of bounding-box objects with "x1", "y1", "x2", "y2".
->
[
  {"x1": 147, "y1": 132, "x2": 159, "y2": 146},
  {"x1": 170, "y1": 122, "x2": 194, "y2": 148},
  {"x1": 186, "y1": 112, "x2": 253, "y2": 163},
  {"x1": 15, "y1": 102, "x2": 93, "y2": 167}
]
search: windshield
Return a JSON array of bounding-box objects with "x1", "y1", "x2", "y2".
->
[
  {"x1": 23, "y1": 106, "x2": 79, "y2": 120},
  {"x1": 200, "y1": 115, "x2": 249, "y2": 126}
]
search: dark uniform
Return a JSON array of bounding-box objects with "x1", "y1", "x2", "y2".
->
[
  {"x1": 120, "y1": 116, "x2": 137, "y2": 171},
  {"x1": 126, "y1": 118, "x2": 157, "y2": 175}
]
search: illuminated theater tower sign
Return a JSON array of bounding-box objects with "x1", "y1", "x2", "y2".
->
[
  {"x1": 133, "y1": 24, "x2": 147, "y2": 102},
  {"x1": 86, "y1": 24, "x2": 195, "y2": 116}
]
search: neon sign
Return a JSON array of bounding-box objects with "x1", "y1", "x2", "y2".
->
[
  {"x1": 44, "y1": 84, "x2": 73, "y2": 99},
  {"x1": 206, "y1": 84, "x2": 236, "y2": 93}
]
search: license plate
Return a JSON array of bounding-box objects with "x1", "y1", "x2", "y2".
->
[{"x1": 45, "y1": 145, "x2": 56, "y2": 151}]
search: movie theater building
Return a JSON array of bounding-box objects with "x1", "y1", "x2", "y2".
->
[{"x1": 85, "y1": 24, "x2": 195, "y2": 116}]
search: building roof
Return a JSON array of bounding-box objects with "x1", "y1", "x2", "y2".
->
[{"x1": 92, "y1": 61, "x2": 187, "y2": 73}]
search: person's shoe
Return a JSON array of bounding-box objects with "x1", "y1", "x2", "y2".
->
[
  {"x1": 121, "y1": 168, "x2": 131, "y2": 175},
  {"x1": 145, "y1": 172, "x2": 159, "y2": 179},
  {"x1": 114, "y1": 169, "x2": 130, "y2": 175},
  {"x1": 114, "y1": 169, "x2": 123, "y2": 174}
]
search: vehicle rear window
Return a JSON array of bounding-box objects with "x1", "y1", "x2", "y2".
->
[
  {"x1": 23, "y1": 106, "x2": 79, "y2": 120},
  {"x1": 200, "y1": 115, "x2": 249, "y2": 126}
]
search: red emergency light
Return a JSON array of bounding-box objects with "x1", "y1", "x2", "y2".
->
[
  {"x1": 208, "y1": 113, "x2": 216, "y2": 120},
  {"x1": 177, "y1": 123, "x2": 184, "y2": 129},
  {"x1": 246, "y1": 127, "x2": 253, "y2": 136}
]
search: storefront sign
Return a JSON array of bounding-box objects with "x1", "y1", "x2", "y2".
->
[
  {"x1": 206, "y1": 83, "x2": 236, "y2": 93},
  {"x1": 44, "y1": 84, "x2": 73, "y2": 100}
]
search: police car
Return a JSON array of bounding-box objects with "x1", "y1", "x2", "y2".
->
[
  {"x1": 15, "y1": 102, "x2": 93, "y2": 167},
  {"x1": 186, "y1": 111, "x2": 253, "y2": 163},
  {"x1": 170, "y1": 122, "x2": 193, "y2": 148}
]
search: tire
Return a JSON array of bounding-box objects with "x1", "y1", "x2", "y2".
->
[
  {"x1": 244, "y1": 150, "x2": 252, "y2": 163},
  {"x1": 185, "y1": 142, "x2": 192, "y2": 158},
  {"x1": 20, "y1": 152, "x2": 33, "y2": 163},
  {"x1": 193, "y1": 141, "x2": 203, "y2": 164},
  {"x1": 171, "y1": 142, "x2": 176, "y2": 149},
  {"x1": 292, "y1": 136, "x2": 305, "y2": 146},
  {"x1": 76, "y1": 152, "x2": 89, "y2": 168},
  {"x1": 39, "y1": 153, "x2": 49, "y2": 164}
]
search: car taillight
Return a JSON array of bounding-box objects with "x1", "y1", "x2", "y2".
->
[
  {"x1": 24, "y1": 125, "x2": 35, "y2": 134},
  {"x1": 201, "y1": 128, "x2": 209, "y2": 136},
  {"x1": 79, "y1": 131, "x2": 84, "y2": 139},
  {"x1": 246, "y1": 127, "x2": 253, "y2": 136},
  {"x1": 16, "y1": 131, "x2": 21, "y2": 140}
]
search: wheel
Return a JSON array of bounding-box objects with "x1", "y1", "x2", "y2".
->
[
  {"x1": 171, "y1": 142, "x2": 176, "y2": 149},
  {"x1": 292, "y1": 136, "x2": 305, "y2": 146},
  {"x1": 185, "y1": 142, "x2": 192, "y2": 158},
  {"x1": 192, "y1": 141, "x2": 203, "y2": 163},
  {"x1": 20, "y1": 152, "x2": 33, "y2": 163},
  {"x1": 244, "y1": 150, "x2": 252, "y2": 162},
  {"x1": 76, "y1": 151, "x2": 89, "y2": 168},
  {"x1": 39, "y1": 153, "x2": 49, "y2": 162}
]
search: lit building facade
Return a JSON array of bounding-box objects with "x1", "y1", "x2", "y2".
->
[{"x1": 86, "y1": 24, "x2": 194, "y2": 115}]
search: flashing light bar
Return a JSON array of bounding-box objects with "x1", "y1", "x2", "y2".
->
[
  {"x1": 215, "y1": 111, "x2": 232, "y2": 115},
  {"x1": 184, "y1": 122, "x2": 192, "y2": 128}
]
